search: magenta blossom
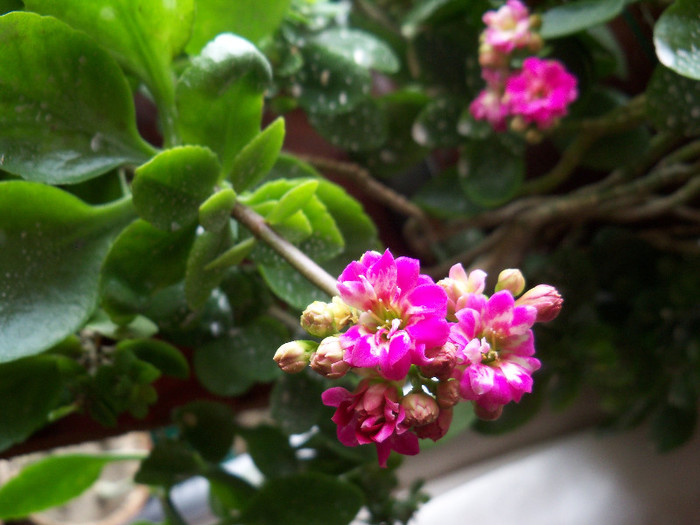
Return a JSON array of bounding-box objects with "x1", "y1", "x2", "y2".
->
[
  {"x1": 322, "y1": 380, "x2": 419, "y2": 467},
  {"x1": 469, "y1": 87, "x2": 510, "y2": 132},
  {"x1": 337, "y1": 250, "x2": 449, "y2": 380},
  {"x1": 505, "y1": 57, "x2": 578, "y2": 129},
  {"x1": 482, "y1": 0, "x2": 536, "y2": 54},
  {"x1": 450, "y1": 289, "x2": 540, "y2": 417}
]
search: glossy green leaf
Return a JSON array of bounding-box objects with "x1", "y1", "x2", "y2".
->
[
  {"x1": 267, "y1": 180, "x2": 319, "y2": 225},
  {"x1": 206, "y1": 237, "x2": 257, "y2": 271},
  {"x1": 25, "y1": 0, "x2": 194, "y2": 119},
  {"x1": 239, "y1": 473, "x2": 363, "y2": 525},
  {"x1": 185, "y1": 223, "x2": 235, "y2": 310},
  {"x1": 199, "y1": 187, "x2": 237, "y2": 233},
  {"x1": 85, "y1": 309, "x2": 159, "y2": 340},
  {"x1": 178, "y1": 33, "x2": 272, "y2": 175},
  {"x1": 0, "y1": 12, "x2": 153, "y2": 184},
  {"x1": 654, "y1": 0, "x2": 700, "y2": 80},
  {"x1": 117, "y1": 338, "x2": 189, "y2": 379},
  {"x1": 133, "y1": 146, "x2": 221, "y2": 232},
  {"x1": 238, "y1": 425, "x2": 298, "y2": 479},
  {"x1": 194, "y1": 316, "x2": 286, "y2": 396},
  {"x1": 186, "y1": 0, "x2": 291, "y2": 54},
  {"x1": 647, "y1": 65, "x2": 700, "y2": 136},
  {"x1": 0, "y1": 453, "x2": 143, "y2": 519},
  {"x1": 207, "y1": 468, "x2": 257, "y2": 515},
  {"x1": 0, "y1": 356, "x2": 63, "y2": 452},
  {"x1": 270, "y1": 372, "x2": 329, "y2": 435},
  {"x1": 135, "y1": 439, "x2": 201, "y2": 486},
  {"x1": 413, "y1": 167, "x2": 483, "y2": 219},
  {"x1": 308, "y1": 99, "x2": 388, "y2": 152},
  {"x1": 229, "y1": 117, "x2": 285, "y2": 192},
  {"x1": 412, "y1": 96, "x2": 463, "y2": 148},
  {"x1": 258, "y1": 263, "x2": 331, "y2": 311},
  {"x1": 174, "y1": 401, "x2": 236, "y2": 463},
  {"x1": 293, "y1": 42, "x2": 372, "y2": 114},
  {"x1": 459, "y1": 139, "x2": 524, "y2": 208},
  {"x1": 100, "y1": 219, "x2": 196, "y2": 321},
  {"x1": 313, "y1": 28, "x2": 400, "y2": 73},
  {"x1": 0, "y1": 183, "x2": 135, "y2": 362},
  {"x1": 541, "y1": 0, "x2": 625, "y2": 39}
]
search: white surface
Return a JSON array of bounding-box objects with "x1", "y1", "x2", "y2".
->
[{"x1": 412, "y1": 428, "x2": 700, "y2": 525}]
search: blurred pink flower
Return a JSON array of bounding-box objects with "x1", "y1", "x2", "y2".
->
[
  {"x1": 338, "y1": 250, "x2": 449, "y2": 380},
  {"x1": 483, "y1": 0, "x2": 535, "y2": 53},
  {"x1": 469, "y1": 87, "x2": 510, "y2": 132},
  {"x1": 505, "y1": 57, "x2": 578, "y2": 129},
  {"x1": 322, "y1": 380, "x2": 419, "y2": 467}
]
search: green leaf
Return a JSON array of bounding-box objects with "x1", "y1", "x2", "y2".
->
[
  {"x1": 25, "y1": 0, "x2": 195, "y2": 118},
  {"x1": 293, "y1": 42, "x2": 372, "y2": 115},
  {"x1": 0, "y1": 356, "x2": 63, "y2": 452},
  {"x1": 133, "y1": 146, "x2": 221, "y2": 232},
  {"x1": 230, "y1": 117, "x2": 285, "y2": 192},
  {"x1": 238, "y1": 425, "x2": 298, "y2": 479},
  {"x1": 240, "y1": 473, "x2": 363, "y2": 525},
  {"x1": 194, "y1": 316, "x2": 286, "y2": 396},
  {"x1": 207, "y1": 468, "x2": 257, "y2": 515},
  {"x1": 100, "y1": 219, "x2": 196, "y2": 321},
  {"x1": 267, "y1": 180, "x2": 319, "y2": 225},
  {"x1": 308, "y1": 98, "x2": 388, "y2": 152},
  {"x1": 0, "y1": 453, "x2": 143, "y2": 519},
  {"x1": 413, "y1": 167, "x2": 483, "y2": 219},
  {"x1": 654, "y1": 0, "x2": 700, "y2": 80},
  {"x1": 0, "y1": 183, "x2": 135, "y2": 362},
  {"x1": 117, "y1": 339, "x2": 189, "y2": 379},
  {"x1": 206, "y1": 237, "x2": 257, "y2": 271},
  {"x1": 177, "y1": 33, "x2": 272, "y2": 174},
  {"x1": 185, "y1": 222, "x2": 235, "y2": 310},
  {"x1": 0, "y1": 12, "x2": 153, "y2": 184},
  {"x1": 412, "y1": 96, "x2": 463, "y2": 148},
  {"x1": 135, "y1": 439, "x2": 201, "y2": 487},
  {"x1": 459, "y1": 139, "x2": 524, "y2": 207},
  {"x1": 199, "y1": 187, "x2": 237, "y2": 233},
  {"x1": 313, "y1": 28, "x2": 400, "y2": 74},
  {"x1": 85, "y1": 309, "x2": 159, "y2": 340},
  {"x1": 647, "y1": 65, "x2": 700, "y2": 136},
  {"x1": 541, "y1": 0, "x2": 625, "y2": 39},
  {"x1": 174, "y1": 401, "x2": 236, "y2": 463},
  {"x1": 271, "y1": 372, "x2": 329, "y2": 435},
  {"x1": 186, "y1": 0, "x2": 291, "y2": 54}
]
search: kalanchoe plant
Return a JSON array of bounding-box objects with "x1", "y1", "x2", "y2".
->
[{"x1": 1, "y1": 0, "x2": 700, "y2": 524}]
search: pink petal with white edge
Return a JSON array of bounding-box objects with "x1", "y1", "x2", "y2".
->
[
  {"x1": 500, "y1": 361, "x2": 534, "y2": 392},
  {"x1": 468, "y1": 364, "x2": 496, "y2": 395},
  {"x1": 455, "y1": 308, "x2": 480, "y2": 338}
]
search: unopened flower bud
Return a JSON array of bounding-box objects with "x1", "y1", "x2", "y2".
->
[
  {"x1": 273, "y1": 340, "x2": 316, "y2": 373},
  {"x1": 478, "y1": 47, "x2": 508, "y2": 69},
  {"x1": 310, "y1": 336, "x2": 351, "y2": 379},
  {"x1": 474, "y1": 402, "x2": 503, "y2": 421},
  {"x1": 329, "y1": 296, "x2": 355, "y2": 331},
  {"x1": 300, "y1": 301, "x2": 336, "y2": 338},
  {"x1": 414, "y1": 407, "x2": 453, "y2": 441},
  {"x1": 510, "y1": 115, "x2": 528, "y2": 133},
  {"x1": 420, "y1": 342, "x2": 457, "y2": 379},
  {"x1": 436, "y1": 379, "x2": 461, "y2": 409},
  {"x1": 527, "y1": 33, "x2": 544, "y2": 52},
  {"x1": 528, "y1": 14, "x2": 542, "y2": 29},
  {"x1": 516, "y1": 284, "x2": 563, "y2": 322},
  {"x1": 495, "y1": 268, "x2": 526, "y2": 296},
  {"x1": 401, "y1": 392, "x2": 440, "y2": 427}
]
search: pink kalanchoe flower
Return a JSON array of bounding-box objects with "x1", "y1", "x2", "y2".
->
[
  {"x1": 482, "y1": 0, "x2": 535, "y2": 54},
  {"x1": 505, "y1": 57, "x2": 578, "y2": 129},
  {"x1": 450, "y1": 288, "x2": 540, "y2": 417},
  {"x1": 322, "y1": 380, "x2": 419, "y2": 467},
  {"x1": 337, "y1": 250, "x2": 449, "y2": 381},
  {"x1": 469, "y1": 87, "x2": 510, "y2": 132},
  {"x1": 437, "y1": 264, "x2": 487, "y2": 320}
]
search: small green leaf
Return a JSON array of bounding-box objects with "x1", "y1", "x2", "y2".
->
[
  {"x1": 133, "y1": 146, "x2": 221, "y2": 232},
  {"x1": 654, "y1": 0, "x2": 700, "y2": 80},
  {"x1": 230, "y1": 117, "x2": 285, "y2": 192},
  {"x1": 174, "y1": 401, "x2": 236, "y2": 463},
  {"x1": 459, "y1": 139, "x2": 524, "y2": 208},
  {"x1": 199, "y1": 187, "x2": 237, "y2": 233},
  {"x1": 267, "y1": 179, "x2": 319, "y2": 225},
  {"x1": 207, "y1": 468, "x2": 257, "y2": 515},
  {"x1": 100, "y1": 220, "x2": 196, "y2": 321},
  {"x1": 135, "y1": 439, "x2": 201, "y2": 487},
  {"x1": 205, "y1": 237, "x2": 257, "y2": 271},
  {"x1": 0, "y1": 356, "x2": 63, "y2": 452},
  {"x1": 194, "y1": 316, "x2": 286, "y2": 396},
  {"x1": 308, "y1": 99, "x2": 388, "y2": 152},
  {"x1": 647, "y1": 65, "x2": 700, "y2": 136},
  {"x1": 178, "y1": 33, "x2": 272, "y2": 175},
  {"x1": 185, "y1": 223, "x2": 235, "y2": 310},
  {"x1": 186, "y1": 0, "x2": 291, "y2": 54},
  {"x1": 0, "y1": 12, "x2": 153, "y2": 183},
  {"x1": 0, "y1": 182, "x2": 135, "y2": 362},
  {"x1": 85, "y1": 310, "x2": 159, "y2": 340},
  {"x1": 0, "y1": 453, "x2": 143, "y2": 519},
  {"x1": 413, "y1": 167, "x2": 483, "y2": 219},
  {"x1": 412, "y1": 96, "x2": 463, "y2": 148},
  {"x1": 239, "y1": 473, "x2": 363, "y2": 525},
  {"x1": 271, "y1": 372, "x2": 329, "y2": 435},
  {"x1": 238, "y1": 425, "x2": 298, "y2": 479},
  {"x1": 541, "y1": 0, "x2": 625, "y2": 39},
  {"x1": 313, "y1": 28, "x2": 400, "y2": 73},
  {"x1": 117, "y1": 339, "x2": 189, "y2": 379}
]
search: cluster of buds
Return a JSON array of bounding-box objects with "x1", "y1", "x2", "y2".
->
[
  {"x1": 470, "y1": 0, "x2": 578, "y2": 137},
  {"x1": 274, "y1": 250, "x2": 562, "y2": 467}
]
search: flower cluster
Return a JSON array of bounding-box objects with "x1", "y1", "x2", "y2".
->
[
  {"x1": 470, "y1": 0, "x2": 578, "y2": 134},
  {"x1": 274, "y1": 250, "x2": 562, "y2": 467}
]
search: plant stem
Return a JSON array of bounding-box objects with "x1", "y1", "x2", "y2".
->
[{"x1": 231, "y1": 202, "x2": 339, "y2": 297}]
